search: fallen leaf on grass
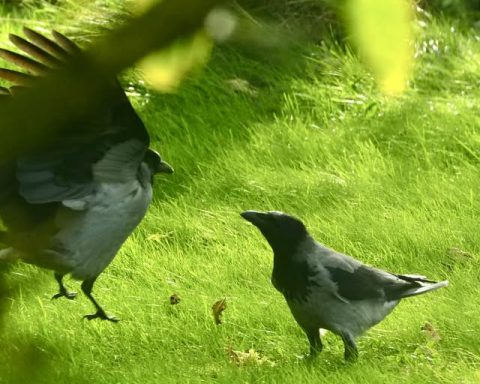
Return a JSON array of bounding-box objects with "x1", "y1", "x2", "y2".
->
[
  {"x1": 443, "y1": 246, "x2": 474, "y2": 271},
  {"x1": 421, "y1": 321, "x2": 441, "y2": 343},
  {"x1": 226, "y1": 346, "x2": 275, "y2": 367},
  {"x1": 212, "y1": 298, "x2": 227, "y2": 325},
  {"x1": 448, "y1": 247, "x2": 473, "y2": 260},
  {"x1": 147, "y1": 233, "x2": 172, "y2": 242},
  {"x1": 225, "y1": 78, "x2": 258, "y2": 96}
]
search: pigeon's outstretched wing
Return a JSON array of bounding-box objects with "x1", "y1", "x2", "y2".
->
[{"x1": 0, "y1": 28, "x2": 150, "y2": 231}]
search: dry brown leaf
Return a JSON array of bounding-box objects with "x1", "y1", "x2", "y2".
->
[
  {"x1": 448, "y1": 247, "x2": 473, "y2": 260},
  {"x1": 212, "y1": 298, "x2": 227, "y2": 325},
  {"x1": 421, "y1": 321, "x2": 441, "y2": 343},
  {"x1": 226, "y1": 346, "x2": 275, "y2": 367},
  {"x1": 147, "y1": 233, "x2": 171, "y2": 242},
  {"x1": 443, "y1": 247, "x2": 474, "y2": 271},
  {"x1": 225, "y1": 78, "x2": 257, "y2": 96}
]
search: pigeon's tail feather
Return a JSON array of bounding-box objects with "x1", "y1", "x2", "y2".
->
[{"x1": 398, "y1": 280, "x2": 449, "y2": 299}]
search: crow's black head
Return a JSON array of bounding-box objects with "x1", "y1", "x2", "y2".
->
[
  {"x1": 143, "y1": 149, "x2": 174, "y2": 175},
  {"x1": 241, "y1": 211, "x2": 308, "y2": 257}
]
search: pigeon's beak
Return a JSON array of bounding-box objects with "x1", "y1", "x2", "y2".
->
[
  {"x1": 240, "y1": 210, "x2": 268, "y2": 226},
  {"x1": 157, "y1": 160, "x2": 174, "y2": 174}
]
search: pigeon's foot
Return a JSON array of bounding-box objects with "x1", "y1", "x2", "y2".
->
[
  {"x1": 305, "y1": 352, "x2": 319, "y2": 364},
  {"x1": 52, "y1": 289, "x2": 77, "y2": 300},
  {"x1": 83, "y1": 309, "x2": 119, "y2": 322}
]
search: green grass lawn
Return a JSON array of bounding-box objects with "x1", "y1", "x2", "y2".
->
[{"x1": 0, "y1": 2, "x2": 479, "y2": 383}]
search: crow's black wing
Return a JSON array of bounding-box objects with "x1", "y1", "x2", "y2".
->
[
  {"x1": 320, "y1": 247, "x2": 421, "y2": 302},
  {"x1": 324, "y1": 265, "x2": 388, "y2": 301},
  {"x1": 0, "y1": 27, "x2": 149, "y2": 229}
]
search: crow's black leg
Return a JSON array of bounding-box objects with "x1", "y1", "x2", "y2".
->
[
  {"x1": 81, "y1": 277, "x2": 119, "y2": 322},
  {"x1": 307, "y1": 329, "x2": 323, "y2": 357},
  {"x1": 52, "y1": 273, "x2": 77, "y2": 300},
  {"x1": 341, "y1": 332, "x2": 358, "y2": 362}
]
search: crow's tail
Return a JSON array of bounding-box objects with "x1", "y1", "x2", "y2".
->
[
  {"x1": 395, "y1": 274, "x2": 437, "y2": 284},
  {"x1": 396, "y1": 277, "x2": 449, "y2": 299}
]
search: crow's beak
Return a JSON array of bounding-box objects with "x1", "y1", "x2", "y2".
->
[
  {"x1": 240, "y1": 210, "x2": 268, "y2": 226},
  {"x1": 157, "y1": 160, "x2": 174, "y2": 174}
]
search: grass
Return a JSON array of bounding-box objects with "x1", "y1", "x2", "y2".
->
[{"x1": 0, "y1": 1, "x2": 479, "y2": 383}]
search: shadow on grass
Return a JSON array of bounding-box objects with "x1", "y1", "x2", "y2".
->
[
  {"x1": 0, "y1": 334, "x2": 89, "y2": 384},
  {"x1": 0, "y1": 263, "x2": 85, "y2": 384}
]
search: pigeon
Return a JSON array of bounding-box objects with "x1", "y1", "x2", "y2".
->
[
  {"x1": 241, "y1": 210, "x2": 448, "y2": 361},
  {"x1": 0, "y1": 27, "x2": 173, "y2": 321}
]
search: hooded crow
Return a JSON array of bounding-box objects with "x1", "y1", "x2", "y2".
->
[
  {"x1": 0, "y1": 28, "x2": 173, "y2": 321},
  {"x1": 241, "y1": 210, "x2": 448, "y2": 361}
]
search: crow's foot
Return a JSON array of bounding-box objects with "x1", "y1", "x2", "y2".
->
[
  {"x1": 83, "y1": 309, "x2": 119, "y2": 322},
  {"x1": 344, "y1": 348, "x2": 358, "y2": 362},
  {"x1": 52, "y1": 290, "x2": 77, "y2": 300}
]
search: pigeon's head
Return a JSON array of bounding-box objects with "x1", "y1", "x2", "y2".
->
[
  {"x1": 144, "y1": 149, "x2": 174, "y2": 175},
  {"x1": 241, "y1": 210, "x2": 308, "y2": 256}
]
